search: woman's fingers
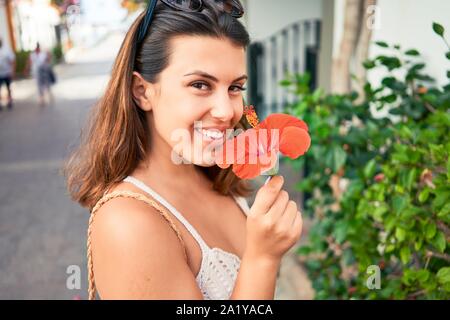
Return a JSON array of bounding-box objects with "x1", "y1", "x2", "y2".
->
[
  {"x1": 291, "y1": 211, "x2": 303, "y2": 240},
  {"x1": 278, "y1": 200, "x2": 299, "y2": 230},
  {"x1": 251, "y1": 175, "x2": 284, "y2": 216},
  {"x1": 266, "y1": 189, "x2": 289, "y2": 221}
]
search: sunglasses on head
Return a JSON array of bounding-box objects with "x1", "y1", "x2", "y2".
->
[{"x1": 137, "y1": 0, "x2": 245, "y2": 44}]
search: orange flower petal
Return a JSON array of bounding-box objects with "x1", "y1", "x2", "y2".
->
[
  {"x1": 260, "y1": 152, "x2": 278, "y2": 173},
  {"x1": 259, "y1": 113, "x2": 309, "y2": 133},
  {"x1": 233, "y1": 163, "x2": 261, "y2": 179},
  {"x1": 279, "y1": 127, "x2": 311, "y2": 159},
  {"x1": 216, "y1": 113, "x2": 310, "y2": 179}
]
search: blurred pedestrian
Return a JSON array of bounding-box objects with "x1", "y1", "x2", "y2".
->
[
  {"x1": 0, "y1": 37, "x2": 15, "y2": 110},
  {"x1": 27, "y1": 43, "x2": 55, "y2": 106}
]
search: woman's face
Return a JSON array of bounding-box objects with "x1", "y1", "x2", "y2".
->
[{"x1": 143, "y1": 35, "x2": 247, "y2": 166}]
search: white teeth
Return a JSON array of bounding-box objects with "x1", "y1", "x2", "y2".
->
[{"x1": 195, "y1": 128, "x2": 224, "y2": 140}]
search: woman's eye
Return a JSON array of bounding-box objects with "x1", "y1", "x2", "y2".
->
[
  {"x1": 191, "y1": 82, "x2": 210, "y2": 91},
  {"x1": 230, "y1": 85, "x2": 247, "y2": 93},
  {"x1": 190, "y1": 82, "x2": 247, "y2": 93}
]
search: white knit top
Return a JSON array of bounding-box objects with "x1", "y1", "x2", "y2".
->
[{"x1": 123, "y1": 176, "x2": 250, "y2": 300}]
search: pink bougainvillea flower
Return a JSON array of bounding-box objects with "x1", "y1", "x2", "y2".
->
[{"x1": 215, "y1": 106, "x2": 311, "y2": 179}]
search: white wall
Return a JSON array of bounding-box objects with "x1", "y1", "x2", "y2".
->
[
  {"x1": 80, "y1": 0, "x2": 127, "y2": 26},
  {"x1": 14, "y1": 0, "x2": 61, "y2": 51},
  {"x1": 245, "y1": 0, "x2": 322, "y2": 41},
  {"x1": 368, "y1": 0, "x2": 450, "y2": 87}
]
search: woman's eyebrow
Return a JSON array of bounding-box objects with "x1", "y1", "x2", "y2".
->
[{"x1": 184, "y1": 70, "x2": 248, "y2": 83}]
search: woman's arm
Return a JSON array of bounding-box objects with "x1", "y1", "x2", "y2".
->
[
  {"x1": 91, "y1": 197, "x2": 204, "y2": 299},
  {"x1": 230, "y1": 254, "x2": 280, "y2": 300},
  {"x1": 230, "y1": 175, "x2": 303, "y2": 300}
]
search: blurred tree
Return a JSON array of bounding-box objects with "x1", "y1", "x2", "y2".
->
[{"x1": 332, "y1": 0, "x2": 377, "y2": 95}]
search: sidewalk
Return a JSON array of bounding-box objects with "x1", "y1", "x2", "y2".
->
[{"x1": 0, "y1": 32, "x2": 125, "y2": 299}]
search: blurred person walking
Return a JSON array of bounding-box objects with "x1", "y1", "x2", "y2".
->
[
  {"x1": 27, "y1": 43, "x2": 55, "y2": 106},
  {"x1": 0, "y1": 37, "x2": 15, "y2": 111}
]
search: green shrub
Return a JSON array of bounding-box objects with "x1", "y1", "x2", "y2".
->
[
  {"x1": 281, "y1": 22, "x2": 450, "y2": 299},
  {"x1": 52, "y1": 44, "x2": 64, "y2": 64},
  {"x1": 15, "y1": 50, "x2": 31, "y2": 77}
]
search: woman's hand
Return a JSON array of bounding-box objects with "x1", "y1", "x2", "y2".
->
[{"x1": 244, "y1": 175, "x2": 303, "y2": 264}]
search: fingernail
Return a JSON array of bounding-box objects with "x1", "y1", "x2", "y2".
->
[{"x1": 264, "y1": 176, "x2": 272, "y2": 185}]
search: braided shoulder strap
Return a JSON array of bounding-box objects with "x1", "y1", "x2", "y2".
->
[{"x1": 87, "y1": 190, "x2": 188, "y2": 300}]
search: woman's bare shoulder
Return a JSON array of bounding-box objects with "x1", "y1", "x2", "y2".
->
[{"x1": 90, "y1": 182, "x2": 203, "y2": 299}]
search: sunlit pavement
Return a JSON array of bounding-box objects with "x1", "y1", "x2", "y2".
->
[{"x1": 0, "y1": 32, "x2": 125, "y2": 299}]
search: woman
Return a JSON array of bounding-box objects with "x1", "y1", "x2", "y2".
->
[
  {"x1": 28, "y1": 43, "x2": 53, "y2": 106},
  {"x1": 65, "y1": 0, "x2": 302, "y2": 300},
  {"x1": 0, "y1": 37, "x2": 15, "y2": 110}
]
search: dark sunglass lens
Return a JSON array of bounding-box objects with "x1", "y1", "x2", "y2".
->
[
  {"x1": 189, "y1": 0, "x2": 202, "y2": 10},
  {"x1": 214, "y1": 0, "x2": 244, "y2": 17},
  {"x1": 166, "y1": 0, "x2": 202, "y2": 11}
]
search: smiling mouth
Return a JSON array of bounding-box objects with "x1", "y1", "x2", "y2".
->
[{"x1": 194, "y1": 127, "x2": 227, "y2": 141}]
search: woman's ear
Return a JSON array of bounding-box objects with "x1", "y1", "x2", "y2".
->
[{"x1": 132, "y1": 71, "x2": 154, "y2": 111}]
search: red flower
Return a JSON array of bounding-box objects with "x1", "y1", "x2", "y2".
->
[
  {"x1": 215, "y1": 106, "x2": 311, "y2": 179},
  {"x1": 374, "y1": 173, "x2": 385, "y2": 182}
]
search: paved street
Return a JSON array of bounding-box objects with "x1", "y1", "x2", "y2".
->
[{"x1": 0, "y1": 33, "x2": 124, "y2": 299}]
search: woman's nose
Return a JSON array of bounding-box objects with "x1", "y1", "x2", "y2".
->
[{"x1": 210, "y1": 93, "x2": 235, "y2": 122}]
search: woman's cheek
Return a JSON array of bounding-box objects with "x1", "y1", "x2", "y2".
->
[{"x1": 234, "y1": 106, "x2": 244, "y2": 125}]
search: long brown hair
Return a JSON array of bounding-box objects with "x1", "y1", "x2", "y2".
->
[{"x1": 64, "y1": 1, "x2": 253, "y2": 210}]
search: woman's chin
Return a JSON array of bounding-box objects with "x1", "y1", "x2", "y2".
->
[
  {"x1": 192, "y1": 150, "x2": 219, "y2": 167},
  {"x1": 172, "y1": 147, "x2": 219, "y2": 167}
]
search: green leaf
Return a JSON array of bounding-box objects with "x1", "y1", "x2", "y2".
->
[
  {"x1": 402, "y1": 268, "x2": 414, "y2": 285},
  {"x1": 328, "y1": 145, "x2": 347, "y2": 173},
  {"x1": 418, "y1": 188, "x2": 430, "y2": 203},
  {"x1": 333, "y1": 220, "x2": 348, "y2": 244},
  {"x1": 297, "y1": 246, "x2": 312, "y2": 255},
  {"x1": 294, "y1": 101, "x2": 308, "y2": 116},
  {"x1": 446, "y1": 52, "x2": 450, "y2": 60},
  {"x1": 377, "y1": 56, "x2": 402, "y2": 71},
  {"x1": 381, "y1": 94, "x2": 397, "y2": 103},
  {"x1": 396, "y1": 227, "x2": 406, "y2": 242},
  {"x1": 400, "y1": 247, "x2": 411, "y2": 264},
  {"x1": 425, "y1": 223, "x2": 437, "y2": 240},
  {"x1": 438, "y1": 203, "x2": 450, "y2": 218},
  {"x1": 405, "y1": 49, "x2": 420, "y2": 56},
  {"x1": 363, "y1": 59, "x2": 376, "y2": 69},
  {"x1": 364, "y1": 159, "x2": 377, "y2": 179},
  {"x1": 375, "y1": 41, "x2": 389, "y2": 48},
  {"x1": 386, "y1": 244, "x2": 396, "y2": 253},
  {"x1": 417, "y1": 270, "x2": 430, "y2": 283},
  {"x1": 312, "y1": 88, "x2": 324, "y2": 103},
  {"x1": 432, "y1": 232, "x2": 446, "y2": 253},
  {"x1": 414, "y1": 239, "x2": 423, "y2": 251},
  {"x1": 408, "y1": 63, "x2": 426, "y2": 73},
  {"x1": 432, "y1": 22, "x2": 445, "y2": 37},
  {"x1": 279, "y1": 79, "x2": 292, "y2": 87},
  {"x1": 381, "y1": 76, "x2": 406, "y2": 91},
  {"x1": 296, "y1": 178, "x2": 313, "y2": 192},
  {"x1": 437, "y1": 267, "x2": 450, "y2": 284},
  {"x1": 433, "y1": 188, "x2": 450, "y2": 210},
  {"x1": 448, "y1": 154, "x2": 450, "y2": 179},
  {"x1": 406, "y1": 169, "x2": 417, "y2": 191},
  {"x1": 373, "y1": 205, "x2": 388, "y2": 222},
  {"x1": 392, "y1": 195, "x2": 408, "y2": 215}
]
